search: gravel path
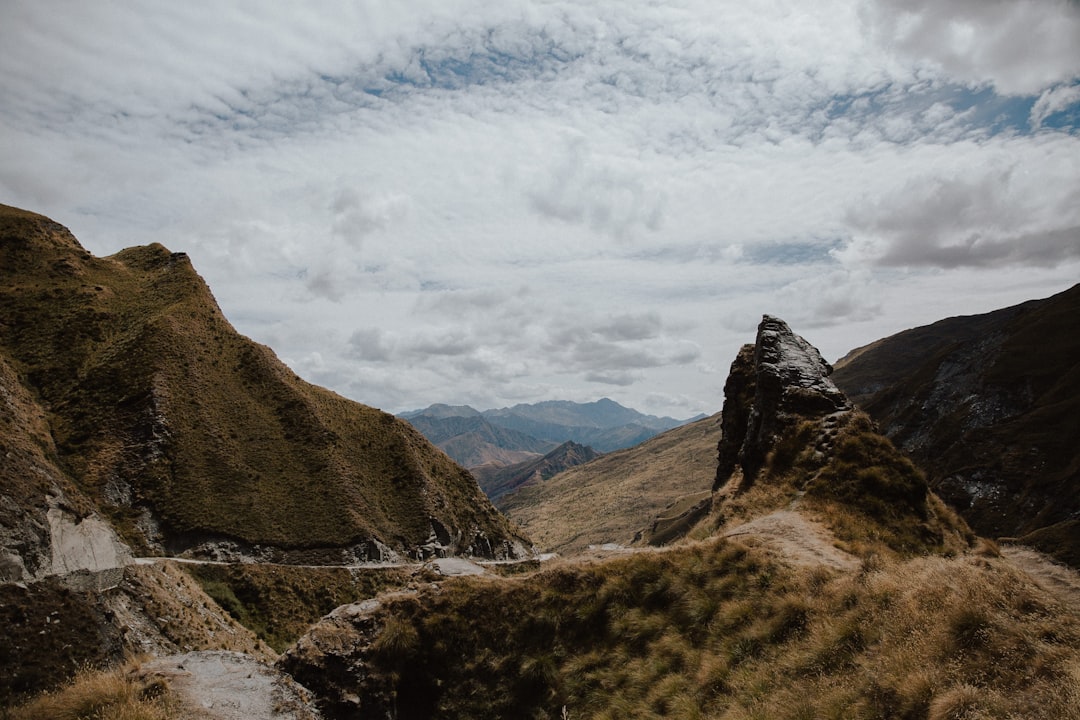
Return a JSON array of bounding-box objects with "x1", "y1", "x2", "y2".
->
[
  {"x1": 138, "y1": 651, "x2": 321, "y2": 720},
  {"x1": 723, "y1": 509, "x2": 859, "y2": 571},
  {"x1": 1001, "y1": 544, "x2": 1080, "y2": 612}
]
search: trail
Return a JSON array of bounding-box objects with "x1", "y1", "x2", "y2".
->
[
  {"x1": 138, "y1": 651, "x2": 319, "y2": 720},
  {"x1": 131, "y1": 554, "x2": 554, "y2": 576},
  {"x1": 722, "y1": 509, "x2": 859, "y2": 571},
  {"x1": 1001, "y1": 544, "x2": 1080, "y2": 612}
]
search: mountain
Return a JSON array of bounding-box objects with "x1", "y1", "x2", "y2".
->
[
  {"x1": 472, "y1": 441, "x2": 601, "y2": 503},
  {"x1": 278, "y1": 318, "x2": 1080, "y2": 720},
  {"x1": 403, "y1": 412, "x2": 556, "y2": 468},
  {"x1": 498, "y1": 413, "x2": 721, "y2": 553},
  {"x1": 402, "y1": 398, "x2": 695, "y2": 471},
  {"x1": 0, "y1": 204, "x2": 528, "y2": 565},
  {"x1": 832, "y1": 284, "x2": 1080, "y2": 567},
  {"x1": 482, "y1": 398, "x2": 689, "y2": 451}
]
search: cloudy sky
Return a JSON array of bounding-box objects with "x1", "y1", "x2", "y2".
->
[{"x1": 3, "y1": 1, "x2": 1079, "y2": 418}]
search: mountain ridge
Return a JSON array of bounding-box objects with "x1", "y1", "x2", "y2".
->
[
  {"x1": 832, "y1": 283, "x2": 1080, "y2": 566},
  {"x1": 0, "y1": 203, "x2": 528, "y2": 565},
  {"x1": 402, "y1": 398, "x2": 697, "y2": 467}
]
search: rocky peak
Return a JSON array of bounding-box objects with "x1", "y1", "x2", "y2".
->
[{"x1": 715, "y1": 315, "x2": 852, "y2": 489}]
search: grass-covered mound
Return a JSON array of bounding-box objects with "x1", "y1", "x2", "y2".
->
[
  {"x1": 281, "y1": 538, "x2": 1080, "y2": 719},
  {"x1": 704, "y1": 410, "x2": 974, "y2": 560}
]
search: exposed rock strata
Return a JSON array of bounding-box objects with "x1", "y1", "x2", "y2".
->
[
  {"x1": 715, "y1": 315, "x2": 851, "y2": 489},
  {"x1": 831, "y1": 283, "x2": 1080, "y2": 567}
]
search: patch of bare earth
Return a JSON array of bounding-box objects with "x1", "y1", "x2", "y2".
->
[
  {"x1": 138, "y1": 651, "x2": 320, "y2": 720},
  {"x1": 722, "y1": 509, "x2": 858, "y2": 571},
  {"x1": 1001, "y1": 544, "x2": 1080, "y2": 612}
]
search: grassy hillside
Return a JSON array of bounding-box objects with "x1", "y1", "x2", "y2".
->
[
  {"x1": 832, "y1": 284, "x2": 1080, "y2": 566},
  {"x1": 499, "y1": 413, "x2": 721, "y2": 553},
  {"x1": 0, "y1": 204, "x2": 526, "y2": 558},
  {"x1": 281, "y1": 537, "x2": 1080, "y2": 719}
]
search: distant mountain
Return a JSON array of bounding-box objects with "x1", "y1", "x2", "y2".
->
[
  {"x1": 402, "y1": 413, "x2": 556, "y2": 468},
  {"x1": 400, "y1": 403, "x2": 482, "y2": 420},
  {"x1": 402, "y1": 398, "x2": 696, "y2": 468},
  {"x1": 472, "y1": 441, "x2": 601, "y2": 502},
  {"x1": 832, "y1": 283, "x2": 1080, "y2": 567},
  {"x1": 485, "y1": 398, "x2": 684, "y2": 431}
]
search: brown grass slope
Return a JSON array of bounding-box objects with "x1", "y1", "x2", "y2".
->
[
  {"x1": 281, "y1": 537, "x2": 1080, "y2": 720},
  {"x1": 832, "y1": 283, "x2": 1080, "y2": 567},
  {"x1": 498, "y1": 413, "x2": 721, "y2": 553},
  {"x1": 0, "y1": 204, "x2": 526, "y2": 559},
  {"x1": 0, "y1": 560, "x2": 271, "y2": 706}
]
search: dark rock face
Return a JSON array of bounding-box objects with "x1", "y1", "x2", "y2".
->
[
  {"x1": 831, "y1": 283, "x2": 1080, "y2": 567},
  {"x1": 715, "y1": 315, "x2": 851, "y2": 489}
]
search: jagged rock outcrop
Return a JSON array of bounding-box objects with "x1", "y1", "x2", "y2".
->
[{"x1": 715, "y1": 315, "x2": 851, "y2": 490}]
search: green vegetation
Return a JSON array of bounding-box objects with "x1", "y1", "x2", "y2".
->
[
  {"x1": 0, "y1": 204, "x2": 522, "y2": 556},
  {"x1": 290, "y1": 538, "x2": 1080, "y2": 719},
  {"x1": 185, "y1": 563, "x2": 426, "y2": 651}
]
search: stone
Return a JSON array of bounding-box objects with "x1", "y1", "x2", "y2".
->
[{"x1": 715, "y1": 315, "x2": 852, "y2": 488}]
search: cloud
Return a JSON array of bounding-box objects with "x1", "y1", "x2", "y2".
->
[
  {"x1": 3, "y1": 1, "x2": 1080, "y2": 420},
  {"x1": 528, "y1": 135, "x2": 666, "y2": 240},
  {"x1": 844, "y1": 160, "x2": 1080, "y2": 269},
  {"x1": 1030, "y1": 84, "x2": 1080, "y2": 128},
  {"x1": 862, "y1": 0, "x2": 1080, "y2": 95},
  {"x1": 348, "y1": 328, "x2": 394, "y2": 362},
  {"x1": 330, "y1": 187, "x2": 410, "y2": 248}
]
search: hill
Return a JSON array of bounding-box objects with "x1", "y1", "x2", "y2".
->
[
  {"x1": 0, "y1": 204, "x2": 528, "y2": 564},
  {"x1": 498, "y1": 413, "x2": 721, "y2": 553},
  {"x1": 832, "y1": 284, "x2": 1080, "y2": 567},
  {"x1": 472, "y1": 441, "x2": 601, "y2": 502},
  {"x1": 277, "y1": 317, "x2": 1079, "y2": 720}
]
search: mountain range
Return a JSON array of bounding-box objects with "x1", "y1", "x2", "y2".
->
[{"x1": 400, "y1": 398, "x2": 699, "y2": 470}]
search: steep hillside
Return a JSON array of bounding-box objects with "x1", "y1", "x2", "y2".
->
[
  {"x1": 281, "y1": 533, "x2": 1080, "y2": 720},
  {"x1": 832, "y1": 284, "x2": 1080, "y2": 566},
  {"x1": 499, "y1": 413, "x2": 721, "y2": 553},
  {"x1": 472, "y1": 441, "x2": 600, "y2": 502},
  {"x1": 0, "y1": 204, "x2": 528, "y2": 563}
]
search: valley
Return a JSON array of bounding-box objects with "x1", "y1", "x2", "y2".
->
[{"x1": 3, "y1": 204, "x2": 1079, "y2": 718}]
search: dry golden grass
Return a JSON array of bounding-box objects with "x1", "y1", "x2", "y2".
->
[
  {"x1": 288, "y1": 536, "x2": 1080, "y2": 719},
  {"x1": 500, "y1": 414, "x2": 721, "y2": 553},
  {"x1": 6, "y1": 659, "x2": 175, "y2": 720}
]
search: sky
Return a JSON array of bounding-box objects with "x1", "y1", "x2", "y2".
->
[{"x1": 2, "y1": 1, "x2": 1079, "y2": 419}]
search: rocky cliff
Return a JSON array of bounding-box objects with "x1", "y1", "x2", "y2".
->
[{"x1": 707, "y1": 315, "x2": 971, "y2": 557}]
